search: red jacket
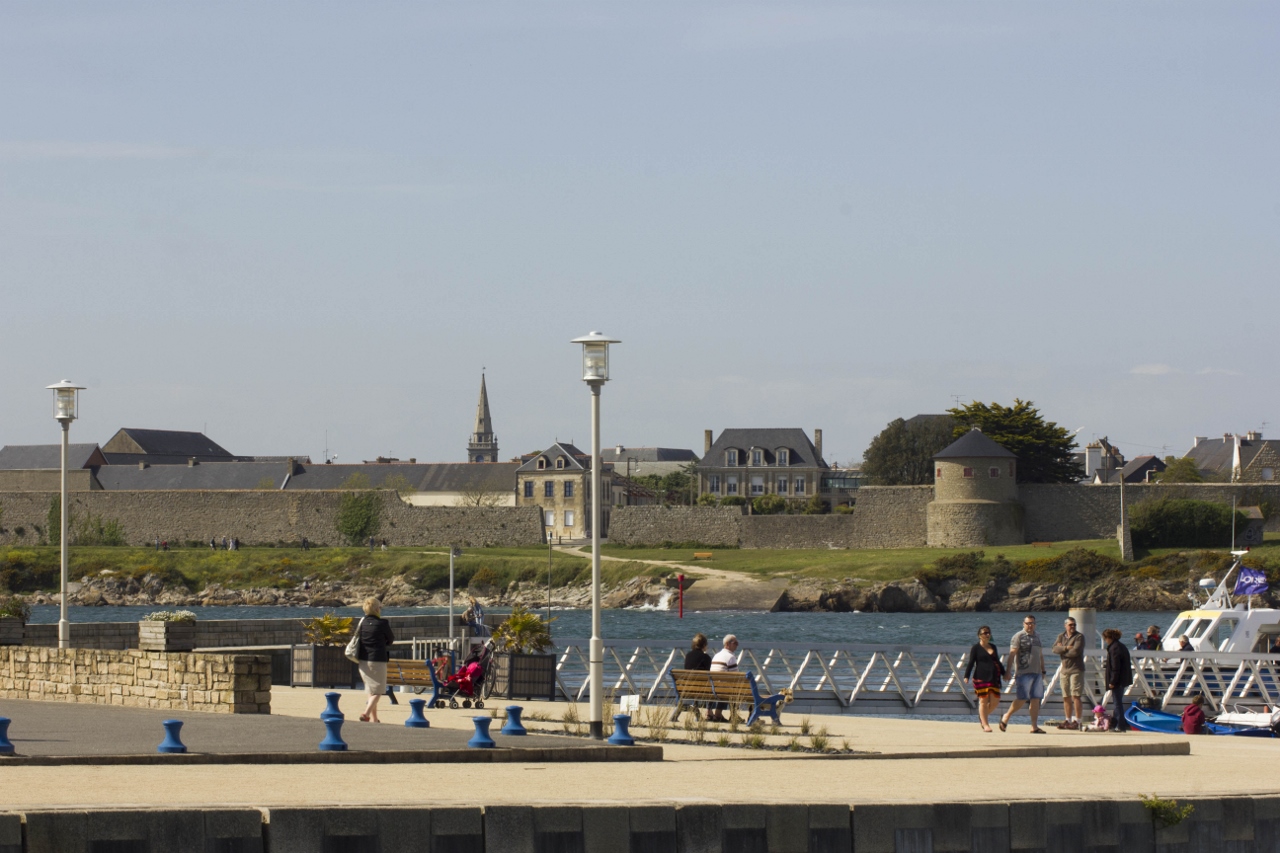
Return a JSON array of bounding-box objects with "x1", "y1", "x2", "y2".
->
[{"x1": 1181, "y1": 703, "x2": 1206, "y2": 734}]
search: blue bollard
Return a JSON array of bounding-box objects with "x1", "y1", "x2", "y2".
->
[
  {"x1": 157, "y1": 719, "x2": 187, "y2": 754},
  {"x1": 405, "y1": 698, "x2": 430, "y2": 728},
  {"x1": 501, "y1": 705, "x2": 527, "y2": 736},
  {"x1": 0, "y1": 717, "x2": 14, "y2": 755},
  {"x1": 468, "y1": 716, "x2": 496, "y2": 748},
  {"x1": 321, "y1": 691, "x2": 344, "y2": 722},
  {"x1": 607, "y1": 713, "x2": 635, "y2": 746}
]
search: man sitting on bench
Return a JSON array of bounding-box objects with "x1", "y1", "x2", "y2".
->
[{"x1": 708, "y1": 634, "x2": 739, "y2": 723}]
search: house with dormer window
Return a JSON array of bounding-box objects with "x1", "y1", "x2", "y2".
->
[{"x1": 696, "y1": 428, "x2": 835, "y2": 506}]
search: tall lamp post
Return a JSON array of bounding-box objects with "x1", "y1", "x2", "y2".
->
[
  {"x1": 571, "y1": 331, "x2": 619, "y2": 739},
  {"x1": 47, "y1": 380, "x2": 84, "y2": 650}
]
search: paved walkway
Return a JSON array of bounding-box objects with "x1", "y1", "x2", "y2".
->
[{"x1": 3, "y1": 687, "x2": 1278, "y2": 809}]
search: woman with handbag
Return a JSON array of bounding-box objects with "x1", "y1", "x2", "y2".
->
[
  {"x1": 963, "y1": 626, "x2": 1006, "y2": 732},
  {"x1": 352, "y1": 597, "x2": 395, "y2": 723}
]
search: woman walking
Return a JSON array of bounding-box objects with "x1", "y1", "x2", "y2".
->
[
  {"x1": 355, "y1": 597, "x2": 395, "y2": 723},
  {"x1": 963, "y1": 626, "x2": 1005, "y2": 732}
]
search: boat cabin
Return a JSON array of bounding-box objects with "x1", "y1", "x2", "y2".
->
[{"x1": 1162, "y1": 609, "x2": 1280, "y2": 654}]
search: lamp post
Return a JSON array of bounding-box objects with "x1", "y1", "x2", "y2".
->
[
  {"x1": 47, "y1": 380, "x2": 84, "y2": 650},
  {"x1": 571, "y1": 331, "x2": 619, "y2": 739},
  {"x1": 624, "y1": 457, "x2": 639, "y2": 505}
]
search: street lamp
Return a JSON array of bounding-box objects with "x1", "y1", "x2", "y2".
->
[
  {"x1": 47, "y1": 379, "x2": 84, "y2": 650},
  {"x1": 571, "y1": 331, "x2": 619, "y2": 739}
]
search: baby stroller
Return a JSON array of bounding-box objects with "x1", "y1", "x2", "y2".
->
[{"x1": 432, "y1": 640, "x2": 495, "y2": 709}]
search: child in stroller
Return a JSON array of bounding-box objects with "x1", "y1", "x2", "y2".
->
[{"x1": 432, "y1": 640, "x2": 494, "y2": 709}]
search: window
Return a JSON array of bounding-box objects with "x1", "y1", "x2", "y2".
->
[
  {"x1": 564, "y1": 510, "x2": 575, "y2": 527},
  {"x1": 544, "y1": 481, "x2": 554, "y2": 498},
  {"x1": 963, "y1": 467, "x2": 974, "y2": 478},
  {"x1": 555, "y1": 457, "x2": 565, "y2": 469},
  {"x1": 537, "y1": 457, "x2": 547, "y2": 470},
  {"x1": 794, "y1": 477, "x2": 805, "y2": 494},
  {"x1": 935, "y1": 467, "x2": 943, "y2": 479},
  {"x1": 544, "y1": 510, "x2": 555, "y2": 527},
  {"x1": 709, "y1": 475, "x2": 721, "y2": 493},
  {"x1": 989, "y1": 467, "x2": 1000, "y2": 478},
  {"x1": 1213, "y1": 618, "x2": 1239, "y2": 651},
  {"x1": 564, "y1": 481, "x2": 574, "y2": 498},
  {"x1": 475, "y1": 455, "x2": 484, "y2": 463},
  {"x1": 751, "y1": 449, "x2": 762, "y2": 466},
  {"x1": 1264, "y1": 468, "x2": 1275, "y2": 481},
  {"x1": 777, "y1": 449, "x2": 789, "y2": 466},
  {"x1": 727, "y1": 476, "x2": 738, "y2": 495},
  {"x1": 726, "y1": 449, "x2": 738, "y2": 466},
  {"x1": 776, "y1": 478, "x2": 788, "y2": 494},
  {"x1": 750, "y1": 476, "x2": 764, "y2": 495},
  {"x1": 523, "y1": 481, "x2": 533, "y2": 498}
]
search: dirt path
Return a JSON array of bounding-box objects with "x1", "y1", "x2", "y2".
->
[{"x1": 553, "y1": 545, "x2": 772, "y2": 583}]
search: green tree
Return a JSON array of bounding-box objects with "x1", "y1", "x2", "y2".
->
[
  {"x1": 696, "y1": 493, "x2": 719, "y2": 507},
  {"x1": 335, "y1": 492, "x2": 382, "y2": 545},
  {"x1": 1130, "y1": 498, "x2": 1243, "y2": 548},
  {"x1": 382, "y1": 473, "x2": 417, "y2": 495},
  {"x1": 1156, "y1": 456, "x2": 1205, "y2": 484},
  {"x1": 752, "y1": 494, "x2": 786, "y2": 515},
  {"x1": 861, "y1": 416, "x2": 956, "y2": 485},
  {"x1": 802, "y1": 494, "x2": 829, "y2": 515},
  {"x1": 946, "y1": 399, "x2": 1082, "y2": 483}
]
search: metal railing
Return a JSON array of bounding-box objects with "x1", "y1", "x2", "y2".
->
[{"x1": 551, "y1": 639, "x2": 1280, "y2": 715}]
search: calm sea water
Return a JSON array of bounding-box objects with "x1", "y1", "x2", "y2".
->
[{"x1": 28, "y1": 604, "x2": 1175, "y2": 647}]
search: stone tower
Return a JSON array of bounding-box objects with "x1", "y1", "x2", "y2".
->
[
  {"x1": 926, "y1": 428, "x2": 1024, "y2": 547},
  {"x1": 467, "y1": 374, "x2": 500, "y2": 463}
]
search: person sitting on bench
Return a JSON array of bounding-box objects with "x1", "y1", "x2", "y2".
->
[{"x1": 708, "y1": 634, "x2": 740, "y2": 723}]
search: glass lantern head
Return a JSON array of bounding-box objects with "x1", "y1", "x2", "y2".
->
[
  {"x1": 570, "y1": 332, "x2": 620, "y2": 384},
  {"x1": 46, "y1": 380, "x2": 85, "y2": 422}
]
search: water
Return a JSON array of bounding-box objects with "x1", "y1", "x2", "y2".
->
[{"x1": 29, "y1": 604, "x2": 1175, "y2": 647}]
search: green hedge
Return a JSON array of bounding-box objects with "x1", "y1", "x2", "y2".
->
[{"x1": 1130, "y1": 498, "x2": 1244, "y2": 549}]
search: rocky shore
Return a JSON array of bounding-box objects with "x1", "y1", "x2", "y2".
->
[{"x1": 23, "y1": 568, "x2": 1258, "y2": 613}]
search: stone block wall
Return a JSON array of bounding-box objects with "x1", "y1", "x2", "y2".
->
[
  {"x1": 926, "y1": 501, "x2": 1024, "y2": 547},
  {"x1": 0, "y1": 490, "x2": 546, "y2": 547},
  {"x1": 846, "y1": 486, "x2": 932, "y2": 548},
  {"x1": 607, "y1": 506, "x2": 745, "y2": 547},
  {"x1": 0, "y1": 647, "x2": 272, "y2": 713}
]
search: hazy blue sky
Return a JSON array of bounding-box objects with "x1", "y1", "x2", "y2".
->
[{"x1": 2, "y1": 3, "x2": 1277, "y2": 467}]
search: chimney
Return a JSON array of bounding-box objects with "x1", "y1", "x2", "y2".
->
[
  {"x1": 1246, "y1": 431, "x2": 1261, "y2": 441},
  {"x1": 137, "y1": 461, "x2": 148, "y2": 470},
  {"x1": 704, "y1": 430, "x2": 713, "y2": 455},
  {"x1": 187, "y1": 457, "x2": 197, "y2": 467},
  {"x1": 1193, "y1": 436, "x2": 1207, "y2": 448},
  {"x1": 814, "y1": 429, "x2": 823, "y2": 462}
]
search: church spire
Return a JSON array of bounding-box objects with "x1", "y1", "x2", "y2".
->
[{"x1": 467, "y1": 374, "x2": 499, "y2": 462}]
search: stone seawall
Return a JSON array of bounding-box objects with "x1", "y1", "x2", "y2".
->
[
  {"x1": 607, "y1": 506, "x2": 744, "y2": 547},
  {"x1": 0, "y1": 647, "x2": 272, "y2": 713},
  {"x1": 0, "y1": 490, "x2": 546, "y2": 547}
]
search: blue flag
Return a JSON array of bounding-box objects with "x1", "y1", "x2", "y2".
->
[{"x1": 1234, "y1": 567, "x2": 1269, "y2": 596}]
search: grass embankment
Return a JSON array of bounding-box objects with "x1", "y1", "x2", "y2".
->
[{"x1": 0, "y1": 545, "x2": 662, "y2": 594}]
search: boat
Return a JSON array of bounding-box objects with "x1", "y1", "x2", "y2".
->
[
  {"x1": 1124, "y1": 702, "x2": 1275, "y2": 737},
  {"x1": 1158, "y1": 553, "x2": 1280, "y2": 654}
]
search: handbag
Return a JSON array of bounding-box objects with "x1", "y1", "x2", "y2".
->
[{"x1": 344, "y1": 617, "x2": 364, "y2": 662}]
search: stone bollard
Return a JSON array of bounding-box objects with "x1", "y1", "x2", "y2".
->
[
  {"x1": 468, "y1": 716, "x2": 496, "y2": 748},
  {"x1": 607, "y1": 713, "x2": 635, "y2": 746},
  {"x1": 405, "y1": 698, "x2": 430, "y2": 729},
  {"x1": 157, "y1": 719, "x2": 187, "y2": 754},
  {"x1": 319, "y1": 691, "x2": 347, "y2": 751},
  {"x1": 0, "y1": 717, "x2": 13, "y2": 755},
  {"x1": 501, "y1": 705, "x2": 527, "y2": 736}
]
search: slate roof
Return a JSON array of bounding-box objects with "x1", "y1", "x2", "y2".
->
[
  {"x1": 102, "y1": 428, "x2": 234, "y2": 459},
  {"x1": 1184, "y1": 435, "x2": 1280, "y2": 476},
  {"x1": 599, "y1": 447, "x2": 699, "y2": 464},
  {"x1": 701, "y1": 428, "x2": 827, "y2": 468},
  {"x1": 933, "y1": 428, "x2": 1017, "y2": 460},
  {"x1": 516, "y1": 443, "x2": 592, "y2": 474},
  {"x1": 94, "y1": 461, "x2": 520, "y2": 493},
  {"x1": 0, "y1": 444, "x2": 107, "y2": 470},
  {"x1": 1093, "y1": 455, "x2": 1166, "y2": 484},
  {"x1": 96, "y1": 461, "x2": 288, "y2": 491}
]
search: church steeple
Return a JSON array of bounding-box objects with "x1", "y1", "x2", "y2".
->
[{"x1": 467, "y1": 374, "x2": 499, "y2": 463}]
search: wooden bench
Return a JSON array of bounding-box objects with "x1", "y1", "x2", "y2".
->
[
  {"x1": 386, "y1": 659, "x2": 443, "y2": 708},
  {"x1": 692, "y1": 552, "x2": 713, "y2": 559},
  {"x1": 668, "y1": 669, "x2": 785, "y2": 726},
  {"x1": 1031, "y1": 542, "x2": 1053, "y2": 547}
]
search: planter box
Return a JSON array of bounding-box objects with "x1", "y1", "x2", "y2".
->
[
  {"x1": 138, "y1": 620, "x2": 195, "y2": 652},
  {"x1": 0, "y1": 617, "x2": 23, "y2": 646},
  {"x1": 490, "y1": 652, "x2": 557, "y2": 701},
  {"x1": 291, "y1": 644, "x2": 359, "y2": 689}
]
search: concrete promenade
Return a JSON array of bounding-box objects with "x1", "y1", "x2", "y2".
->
[{"x1": 0, "y1": 685, "x2": 1275, "y2": 809}]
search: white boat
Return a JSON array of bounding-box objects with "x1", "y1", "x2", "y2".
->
[{"x1": 1159, "y1": 553, "x2": 1279, "y2": 654}]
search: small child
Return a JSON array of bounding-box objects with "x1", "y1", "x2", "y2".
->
[{"x1": 1082, "y1": 704, "x2": 1111, "y2": 732}]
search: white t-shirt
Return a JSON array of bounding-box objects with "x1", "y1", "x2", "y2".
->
[{"x1": 710, "y1": 648, "x2": 739, "y2": 672}]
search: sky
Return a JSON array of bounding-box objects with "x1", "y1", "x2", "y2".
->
[{"x1": 1, "y1": 2, "x2": 1277, "y2": 468}]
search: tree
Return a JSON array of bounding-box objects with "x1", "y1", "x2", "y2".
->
[
  {"x1": 946, "y1": 399, "x2": 1082, "y2": 483},
  {"x1": 455, "y1": 476, "x2": 508, "y2": 507},
  {"x1": 1156, "y1": 456, "x2": 1205, "y2": 484},
  {"x1": 382, "y1": 474, "x2": 417, "y2": 495},
  {"x1": 338, "y1": 472, "x2": 373, "y2": 490},
  {"x1": 1130, "y1": 498, "x2": 1243, "y2": 548},
  {"x1": 861, "y1": 416, "x2": 956, "y2": 485},
  {"x1": 752, "y1": 494, "x2": 786, "y2": 515},
  {"x1": 696, "y1": 493, "x2": 719, "y2": 507}
]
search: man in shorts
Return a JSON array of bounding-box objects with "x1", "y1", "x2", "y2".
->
[
  {"x1": 999, "y1": 615, "x2": 1047, "y2": 733},
  {"x1": 1053, "y1": 617, "x2": 1085, "y2": 729}
]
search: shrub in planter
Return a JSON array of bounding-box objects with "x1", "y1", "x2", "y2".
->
[
  {"x1": 293, "y1": 612, "x2": 358, "y2": 688},
  {"x1": 490, "y1": 605, "x2": 557, "y2": 701},
  {"x1": 138, "y1": 610, "x2": 197, "y2": 652},
  {"x1": 0, "y1": 594, "x2": 29, "y2": 645}
]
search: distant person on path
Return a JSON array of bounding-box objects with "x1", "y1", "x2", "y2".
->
[
  {"x1": 463, "y1": 596, "x2": 489, "y2": 637},
  {"x1": 209, "y1": 538, "x2": 216, "y2": 551},
  {"x1": 963, "y1": 625, "x2": 1005, "y2": 732},
  {"x1": 999, "y1": 615, "x2": 1046, "y2": 734},
  {"x1": 1103, "y1": 628, "x2": 1133, "y2": 732},
  {"x1": 708, "y1": 634, "x2": 740, "y2": 723},
  {"x1": 1053, "y1": 617, "x2": 1085, "y2": 730},
  {"x1": 154, "y1": 537, "x2": 160, "y2": 551},
  {"x1": 1181, "y1": 694, "x2": 1208, "y2": 734},
  {"x1": 683, "y1": 633, "x2": 713, "y2": 720},
  {"x1": 355, "y1": 597, "x2": 395, "y2": 723}
]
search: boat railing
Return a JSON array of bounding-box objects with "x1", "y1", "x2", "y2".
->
[{"x1": 549, "y1": 639, "x2": 1280, "y2": 715}]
